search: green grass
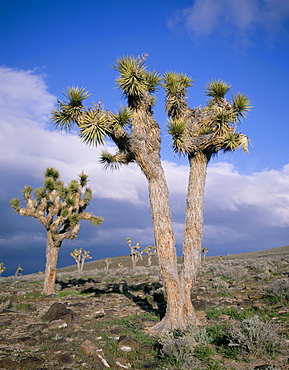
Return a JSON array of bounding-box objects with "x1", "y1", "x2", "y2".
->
[{"x1": 205, "y1": 306, "x2": 257, "y2": 320}]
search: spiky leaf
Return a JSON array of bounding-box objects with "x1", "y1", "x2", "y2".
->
[
  {"x1": 232, "y1": 93, "x2": 252, "y2": 120},
  {"x1": 205, "y1": 79, "x2": 231, "y2": 100},
  {"x1": 22, "y1": 185, "x2": 33, "y2": 199},
  {"x1": 79, "y1": 110, "x2": 110, "y2": 146},
  {"x1": 44, "y1": 167, "x2": 60, "y2": 180},
  {"x1": 167, "y1": 119, "x2": 187, "y2": 153},
  {"x1": 10, "y1": 198, "x2": 20, "y2": 211},
  {"x1": 99, "y1": 150, "x2": 121, "y2": 171},
  {"x1": 51, "y1": 87, "x2": 91, "y2": 130}
]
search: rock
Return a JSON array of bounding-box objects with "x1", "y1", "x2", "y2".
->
[
  {"x1": 27, "y1": 323, "x2": 48, "y2": 331},
  {"x1": 81, "y1": 339, "x2": 100, "y2": 355},
  {"x1": 195, "y1": 311, "x2": 207, "y2": 320},
  {"x1": 81, "y1": 339, "x2": 110, "y2": 367},
  {"x1": 115, "y1": 357, "x2": 131, "y2": 369},
  {"x1": 42, "y1": 302, "x2": 76, "y2": 324},
  {"x1": 117, "y1": 335, "x2": 139, "y2": 352},
  {"x1": 19, "y1": 356, "x2": 44, "y2": 367},
  {"x1": 91, "y1": 308, "x2": 105, "y2": 319},
  {"x1": 249, "y1": 294, "x2": 264, "y2": 300},
  {"x1": 54, "y1": 353, "x2": 73, "y2": 364},
  {"x1": 48, "y1": 318, "x2": 68, "y2": 329},
  {"x1": 218, "y1": 314, "x2": 230, "y2": 320},
  {"x1": 18, "y1": 336, "x2": 38, "y2": 346},
  {"x1": 0, "y1": 358, "x2": 18, "y2": 369}
]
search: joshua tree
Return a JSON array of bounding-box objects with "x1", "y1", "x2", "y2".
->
[
  {"x1": 10, "y1": 167, "x2": 103, "y2": 295},
  {"x1": 126, "y1": 238, "x2": 143, "y2": 269},
  {"x1": 201, "y1": 246, "x2": 209, "y2": 261},
  {"x1": 51, "y1": 55, "x2": 250, "y2": 332},
  {"x1": 14, "y1": 264, "x2": 23, "y2": 277},
  {"x1": 70, "y1": 248, "x2": 92, "y2": 272},
  {"x1": 142, "y1": 245, "x2": 156, "y2": 267},
  {"x1": 104, "y1": 257, "x2": 111, "y2": 270},
  {"x1": 0, "y1": 263, "x2": 6, "y2": 276}
]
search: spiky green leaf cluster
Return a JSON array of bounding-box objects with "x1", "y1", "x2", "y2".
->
[
  {"x1": 112, "y1": 107, "x2": 132, "y2": 131},
  {"x1": 68, "y1": 180, "x2": 79, "y2": 194},
  {"x1": 79, "y1": 172, "x2": 89, "y2": 187},
  {"x1": 79, "y1": 110, "x2": 110, "y2": 146},
  {"x1": 83, "y1": 188, "x2": 93, "y2": 204},
  {"x1": 114, "y1": 55, "x2": 161, "y2": 103},
  {"x1": 89, "y1": 215, "x2": 104, "y2": 226},
  {"x1": 68, "y1": 213, "x2": 79, "y2": 225},
  {"x1": 22, "y1": 185, "x2": 33, "y2": 199},
  {"x1": 10, "y1": 198, "x2": 20, "y2": 211},
  {"x1": 205, "y1": 79, "x2": 231, "y2": 101},
  {"x1": 99, "y1": 150, "x2": 121, "y2": 171},
  {"x1": 44, "y1": 167, "x2": 60, "y2": 180},
  {"x1": 163, "y1": 72, "x2": 194, "y2": 96},
  {"x1": 232, "y1": 93, "x2": 252, "y2": 120},
  {"x1": 167, "y1": 119, "x2": 187, "y2": 153},
  {"x1": 163, "y1": 72, "x2": 194, "y2": 118},
  {"x1": 51, "y1": 87, "x2": 91, "y2": 131}
]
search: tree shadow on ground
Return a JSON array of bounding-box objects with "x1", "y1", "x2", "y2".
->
[{"x1": 55, "y1": 277, "x2": 166, "y2": 319}]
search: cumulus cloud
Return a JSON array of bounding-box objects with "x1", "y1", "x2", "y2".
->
[
  {"x1": 171, "y1": 0, "x2": 289, "y2": 38},
  {"x1": 205, "y1": 162, "x2": 289, "y2": 227}
]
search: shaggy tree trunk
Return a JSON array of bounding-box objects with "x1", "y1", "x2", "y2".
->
[
  {"x1": 148, "y1": 152, "x2": 209, "y2": 333},
  {"x1": 43, "y1": 231, "x2": 61, "y2": 295}
]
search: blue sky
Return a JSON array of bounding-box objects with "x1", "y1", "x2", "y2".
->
[{"x1": 0, "y1": 0, "x2": 288, "y2": 276}]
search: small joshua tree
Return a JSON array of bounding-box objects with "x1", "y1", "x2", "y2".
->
[
  {"x1": 10, "y1": 167, "x2": 103, "y2": 295},
  {"x1": 201, "y1": 246, "x2": 209, "y2": 262},
  {"x1": 126, "y1": 238, "x2": 143, "y2": 269},
  {"x1": 0, "y1": 263, "x2": 6, "y2": 276},
  {"x1": 142, "y1": 245, "x2": 156, "y2": 267},
  {"x1": 14, "y1": 264, "x2": 23, "y2": 277},
  {"x1": 70, "y1": 248, "x2": 92, "y2": 273},
  {"x1": 104, "y1": 257, "x2": 111, "y2": 270}
]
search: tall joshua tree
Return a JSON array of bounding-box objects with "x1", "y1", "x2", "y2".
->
[
  {"x1": 51, "y1": 55, "x2": 251, "y2": 332},
  {"x1": 10, "y1": 167, "x2": 103, "y2": 295}
]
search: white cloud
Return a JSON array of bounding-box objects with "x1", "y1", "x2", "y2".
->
[
  {"x1": 206, "y1": 162, "x2": 289, "y2": 227},
  {"x1": 176, "y1": 0, "x2": 289, "y2": 38}
]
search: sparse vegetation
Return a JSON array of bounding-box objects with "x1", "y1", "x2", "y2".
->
[{"x1": 0, "y1": 246, "x2": 288, "y2": 369}]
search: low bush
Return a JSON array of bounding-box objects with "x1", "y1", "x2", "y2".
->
[{"x1": 227, "y1": 315, "x2": 283, "y2": 357}]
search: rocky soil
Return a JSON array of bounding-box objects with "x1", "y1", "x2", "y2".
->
[{"x1": 0, "y1": 246, "x2": 289, "y2": 369}]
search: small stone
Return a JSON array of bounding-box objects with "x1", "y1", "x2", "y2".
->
[
  {"x1": 115, "y1": 357, "x2": 131, "y2": 369},
  {"x1": 117, "y1": 335, "x2": 139, "y2": 352},
  {"x1": 92, "y1": 308, "x2": 105, "y2": 318},
  {"x1": 196, "y1": 311, "x2": 207, "y2": 320},
  {"x1": 81, "y1": 339, "x2": 100, "y2": 355},
  {"x1": 48, "y1": 319, "x2": 67, "y2": 329},
  {"x1": 249, "y1": 294, "x2": 263, "y2": 300},
  {"x1": 218, "y1": 314, "x2": 230, "y2": 320},
  {"x1": 54, "y1": 354, "x2": 73, "y2": 364}
]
